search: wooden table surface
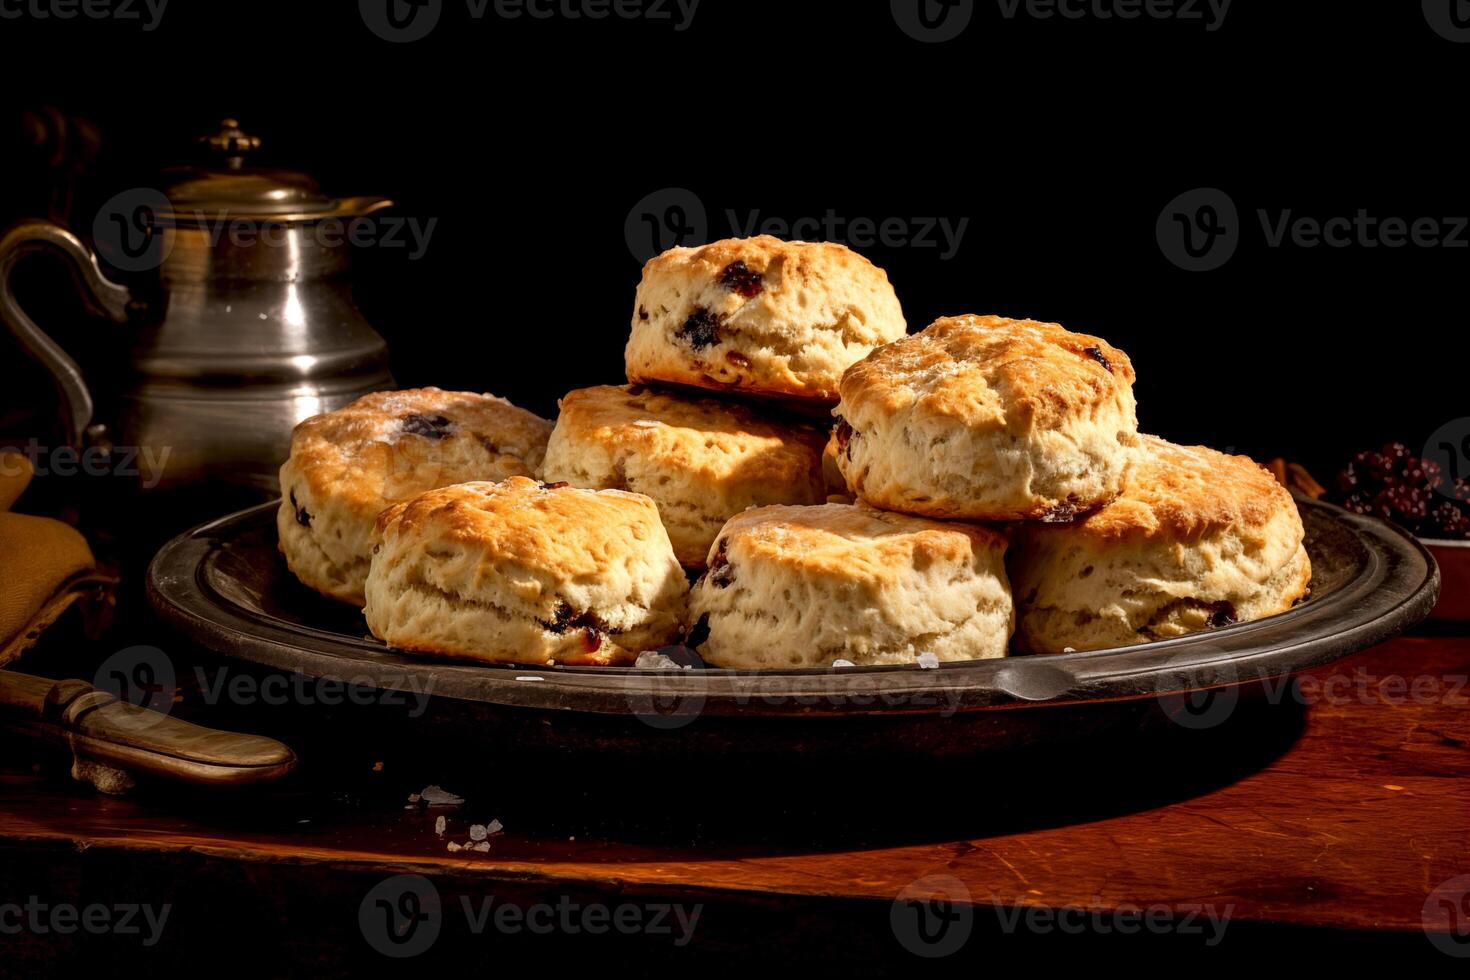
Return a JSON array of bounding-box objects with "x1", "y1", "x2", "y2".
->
[{"x1": 2, "y1": 633, "x2": 1468, "y2": 969}]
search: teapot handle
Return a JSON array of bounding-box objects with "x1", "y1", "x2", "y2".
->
[{"x1": 0, "y1": 221, "x2": 132, "y2": 449}]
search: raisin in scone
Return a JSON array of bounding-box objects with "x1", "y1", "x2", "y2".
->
[
  {"x1": 364, "y1": 478, "x2": 688, "y2": 666},
  {"x1": 1008, "y1": 436, "x2": 1312, "y2": 654},
  {"x1": 277, "y1": 388, "x2": 553, "y2": 605},
  {"x1": 686, "y1": 502, "x2": 1013, "y2": 668},
  {"x1": 540, "y1": 384, "x2": 829, "y2": 567},
  {"x1": 625, "y1": 236, "x2": 907, "y2": 403},
  {"x1": 834, "y1": 314, "x2": 1140, "y2": 521}
]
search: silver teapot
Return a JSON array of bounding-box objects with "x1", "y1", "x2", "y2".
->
[{"x1": 0, "y1": 119, "x2": 394, "y2": 497}]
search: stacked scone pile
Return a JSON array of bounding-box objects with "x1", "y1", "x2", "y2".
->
[{"x1": 277, "y1": 234, "x2": 1311, "y2": 669}]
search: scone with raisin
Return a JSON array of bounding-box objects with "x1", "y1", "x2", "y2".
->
[
  {"x1": 364, "y1": 478, "x2": 688, "y2": 666},
  {"x1": 541, "y1": 384, "x2": 829, "y2": 567},
  {"x1": 625, "y1": 236, "x2": 907, "y2": 404},
  {"x1": 835, "y1": 314, "x2": 1140, "y2": 521},
  {"x1": 277, "y1": 388, "x2": 553, "y2": 605},
  {"x1": 1008, "y1": 436, "x2": 1312, "y2": 654},
  {"x1": 687, "y1": 502, "x2": 1013, "y2": 668}
]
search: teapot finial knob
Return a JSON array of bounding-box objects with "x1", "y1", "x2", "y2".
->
[{"x1": 201, "y1": 119, "x2": 261, "y2": 169}]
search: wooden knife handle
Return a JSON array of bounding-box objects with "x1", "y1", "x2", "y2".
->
[{"x1": 0, "y1": 670, "x2": 296, "y2": 791}]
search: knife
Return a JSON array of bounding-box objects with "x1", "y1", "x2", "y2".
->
[{"x1": 0, "y1": 670, "x2": 295, "y2": 792}]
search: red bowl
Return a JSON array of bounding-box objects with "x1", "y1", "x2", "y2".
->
[{"x1": 1422, "y1": 538, "x2": 1470, "y2": 620}]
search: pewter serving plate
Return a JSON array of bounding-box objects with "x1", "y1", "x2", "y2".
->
[{"x1": 146, "y1": 499, "x2": 1438, "y2": 757}]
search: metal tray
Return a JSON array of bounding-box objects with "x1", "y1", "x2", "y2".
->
[{"x1": 147, "y1": 498, "x2": 1437, "y2": 744}]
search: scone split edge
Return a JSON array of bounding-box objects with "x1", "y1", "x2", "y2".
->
[
  {"x1": 687, "y1": 502, "x2": 1014, "y2": 669},
  {"x1": 362, "y1": 478, "x2": 689, "y2": 666},
  {"x1": 541, "y1": 383, "x2": 830, "y2": 568},
  {"x1": 1007, "y1": 436, "x2": 1312, "y2": 654}
]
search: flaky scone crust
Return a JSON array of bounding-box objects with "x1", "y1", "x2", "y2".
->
[
  {"x1": 688, "y1": 502, "x2": 1013, "y2": 668},
  {"x1": 625, "y1": 236, "x2": 907, "y2": 402},
  {"x1": 835, "y1": 314, "x2": 1140, "y2": 520},
  {"x1": 276, "y1": 388, "x2": 553, "y2": 605},
  {"x1": 1008, "y1": 436, "x2": 1312, "y2": 653},
  {"x1": 364, "y1": 478, "x2": 688, "y2": 666},
  {"x1": 541, "y1": 384, "x2": 828, "y2": 566}
]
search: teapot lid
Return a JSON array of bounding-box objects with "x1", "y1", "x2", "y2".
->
[{"x1": 157, "y1": 119, "x2": 391, "y2": 225}]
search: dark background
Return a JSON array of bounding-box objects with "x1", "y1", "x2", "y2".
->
[
  {"x1": 0, "y1": 5, "x2": 1464, "y2": 970},
  {"x1": 1, "y1": 0, "x2": 1465, "y2": 481}
]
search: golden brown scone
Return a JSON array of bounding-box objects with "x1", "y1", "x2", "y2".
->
[
  {"x1": 1008, "y1": 436, "x2": 1312, "y2": 653},
  {"x1": 540, "y1": 385, "x2": 828, "y2": 567},
  {"x1": 364, "y1": 478, "x2": 688, "y2": 666},
  {"x1": 277, "y1": 388, "x2": 553, "y2": 605},
  {"x1": 834, "y1": 314, "x2": 1141, "y2": 521},
  {"x1": 687, "y1": 502, "x2": 1013, "y2": 668},
  {"x1": 625, "y1": 236, "x2": 907, "y2": 403}
]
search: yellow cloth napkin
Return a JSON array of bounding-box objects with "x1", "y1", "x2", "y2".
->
[{"x1": 0, "y1": 452, "x2": 98, "y2": 662}]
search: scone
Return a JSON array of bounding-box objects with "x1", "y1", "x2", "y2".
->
[
  {"x1": 625, "y1": 236, "x2": 907, "y2": 403},
  {"x1": 277, "y1": 388, "x2": 553, "y2": 605},
  {"x1": 1008, "y1": 436, "x2": 1312, "y2": 654},
  {"x1": 835, "y1": 314, "x2": 1140, "y2": 521},
  {"x1": 540, "y1": 385, "x2": 829, "y2": 567},
  {"x1": 364, "y1": 478, "x2": 688, "y2": 666},
  {"x1": 687, "y1": 503, "x2": 1013, "y2": 668}
]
